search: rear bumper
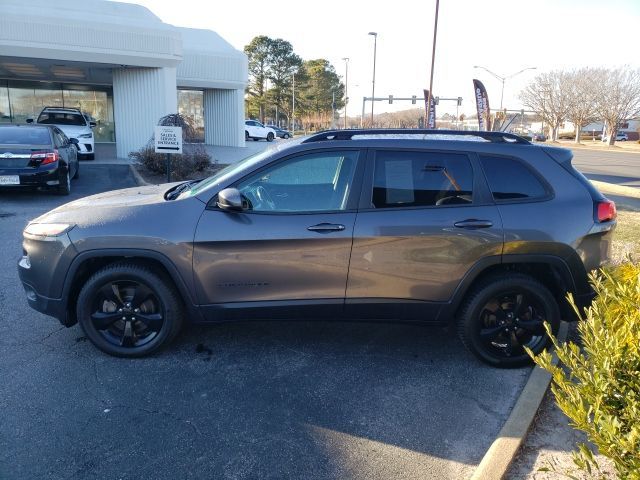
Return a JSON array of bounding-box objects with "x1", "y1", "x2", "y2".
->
[
  {"x1": 574, "y1": 289, "x2": 597, "y2": 312},
  {"x1": 0, "y1": 164, "x2": 63, "y2": 188}
]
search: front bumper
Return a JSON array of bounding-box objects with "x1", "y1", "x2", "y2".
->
[
  {"x1": 20, "y1": 280, "x2": 70, "y2": 325},
  {"x1": 76, "y1": 140, "x2": 94, "y2": 154},
  {"x1": 18, "y1": 231, "x2": 78, "y2": 325}
]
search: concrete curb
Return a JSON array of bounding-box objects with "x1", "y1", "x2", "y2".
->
[
  {"x1": 128, "y1": 164, "x2": 151, "y2": 186},
  {"x1": 470, "y1": 321, "x2": 569, "y2": 480}
]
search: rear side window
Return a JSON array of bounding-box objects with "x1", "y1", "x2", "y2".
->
[
  {"x1": 0, "y1": 127, "x2": 51, "y2": 145},
  {"x1": 372, "y1": 151, "x2": 473, "y2": 208},
  {"x1": 479, "y1": 155, "x2": 548, "y2": 201}
]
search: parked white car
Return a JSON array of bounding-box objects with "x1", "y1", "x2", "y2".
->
[
  {"x1": 245, "y1": 120, "x2": 276, "y2": 142},
  {"x1": 602, "y1": 132, "x2": 628, "y2": 142},
  {"x1": 32, "y1": 107, "x2": 96, "y2": 159}
]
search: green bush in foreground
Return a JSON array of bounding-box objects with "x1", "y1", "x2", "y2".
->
[
  {"x1": 528, "y1": 263, "x2": 640, "y2": 479},
  {"x1": 128, "y1": 113, "x2": 214, "y2": 181}
]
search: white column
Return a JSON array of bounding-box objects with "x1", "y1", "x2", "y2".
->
[
  {"x1": 112, "y1": 67, "x2": 178, "y2": 158},
  {"x1": 203, "y1": 88, "x2": 244, "y2": 147}
]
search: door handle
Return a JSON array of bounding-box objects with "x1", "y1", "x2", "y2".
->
[
  {"x1": 454, "y1": 219, "x2": 493, "y2": 229},
  {"x1": 307, "y1": 223, "x2": 346, "y2": 233}
]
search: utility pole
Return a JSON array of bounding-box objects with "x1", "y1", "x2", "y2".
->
[
  {"x1": 368, "y1": 32, "x2": 377, "y2": 127},
  {"x1": 342, "y1": 57, "x2": 349, "y2": 129},
  {"x1": 291, "y1": 73, "x2": 295, "y2": 134},
  {"x1": 426, "y1": 0, "x2": 440, "y2": 129}
]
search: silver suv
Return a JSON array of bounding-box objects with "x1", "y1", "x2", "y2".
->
[{"x1": 18, "y1": 130, "x2": 616, "y2": 367}]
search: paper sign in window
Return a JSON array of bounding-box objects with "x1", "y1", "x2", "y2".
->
[{"x1": 385, "y1": 160, "x2": 414, "y2": 204}]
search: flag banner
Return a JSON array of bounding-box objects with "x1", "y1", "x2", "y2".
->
[
  {"x1": 423, "y1": 89, "x2": 437, "y2": 129},
  {"x1": 472, "y1": 79, "x2": 491, "y2": 131}
]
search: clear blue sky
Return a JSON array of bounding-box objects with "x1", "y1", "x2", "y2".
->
[{"x1": 116, "y1": 0, "x2": 640, "y2": 117}]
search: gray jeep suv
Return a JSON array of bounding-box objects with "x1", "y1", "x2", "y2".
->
[{"x1": 18, "y1": 130, "x2": 616, "y2": 367}]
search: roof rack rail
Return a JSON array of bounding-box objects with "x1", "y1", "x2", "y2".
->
[
  {"x1": 301, "y1": 129, "x2": 531, "y2": 145},
  {"x1": 40, "y1": 106, "x2": 82, "y2": 112}
]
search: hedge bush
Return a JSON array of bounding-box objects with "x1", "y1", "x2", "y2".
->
[
  {"x1": 529, "y1": 263, "x2": 640, "y2": 479},
  {"x1": 128, "y1": 113, "x2": 214, "y2": 181},
  {"x1": 129, "y1": 145, "x2": 211, "y2": 181}
]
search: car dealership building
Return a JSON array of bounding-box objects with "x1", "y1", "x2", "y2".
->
[{"x1": 0, "y1": 0, "x2": 248, "y2": 158}]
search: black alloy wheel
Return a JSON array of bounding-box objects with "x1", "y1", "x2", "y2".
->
[
  {"x1": 77, "y1": 263, "x2": 183, "y2": 357},
  {"x1": 457, "y1": 273, "x2": 560, "y2": 367},
  {"x1": 267, "y1": 132, "x2": 274, "y2": 142}
]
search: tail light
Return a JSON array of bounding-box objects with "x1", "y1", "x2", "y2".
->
[
  {"x1": 31, "y1": 150, "x2": 59, "y2": 165},
  {"x1": 596, "y1": 199, "x2": 617, "y2": 223}
]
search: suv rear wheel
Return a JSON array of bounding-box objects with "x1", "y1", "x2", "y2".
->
[
  {"x1": 457, "y1": 273, "x2": 560, "y2": 368},
  {"x1": 77, "y1": 262, "x2": 184, "y2": 357}
]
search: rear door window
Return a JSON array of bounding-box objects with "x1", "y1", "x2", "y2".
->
[
  {"x1": 371, "y1": 150, "x2": 474, "y2": 208},
  {"x1": 479, "y1": 155, "x2": 549, "y2": 201}
]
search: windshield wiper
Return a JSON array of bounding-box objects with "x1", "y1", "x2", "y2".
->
[{"x1": 164, "y1": 179, "x2": 203, "y2": 200}]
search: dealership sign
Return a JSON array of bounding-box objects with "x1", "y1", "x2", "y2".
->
[{"x1": 154, "y1": 126, "x2": 183, "y2": 154}]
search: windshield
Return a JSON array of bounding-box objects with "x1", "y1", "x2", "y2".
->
[{"x1": 37, "y1": 112, "x2": 87, "y2": 126}]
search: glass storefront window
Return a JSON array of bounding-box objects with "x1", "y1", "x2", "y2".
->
[
  {"x1": 178, "y1": 90, "x2": 204, "y2": 142},
  {"x1": 0, "y1": 80, "x2": 116, "y2": 141},
  {"x1": 0, "y1": 82, "x2": 10, "y2": 123},
  {"x1": 63, "y1": 89, "x2": 114, "y2": 142}
]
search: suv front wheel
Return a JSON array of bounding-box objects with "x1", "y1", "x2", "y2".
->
[
  {"x1": 77, "y1": 262, "x2": 184, "y2": 357},
  {"x1": 457, "y1": 273, "x2": 560, "y2": 368}
]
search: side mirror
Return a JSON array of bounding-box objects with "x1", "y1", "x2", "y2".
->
[
  {"x1": 69, "y1": 138, "x2": 79, "y2": 145},
  {"x1": 89, "y1": 121, "x2": 97, "y2": 128},
  {"x1": 217, "y1": 188, "x2": 245, "y2": 212},
  {"x1": 26, "y1": 118, "x2": 34, "y2": 124}
]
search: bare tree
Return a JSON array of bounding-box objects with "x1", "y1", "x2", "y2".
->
[
  {"x1": 596, "y1": 67, "x2": 640, "y2": 145},
  {"x1": 520, "y1": 70, "x2": 570, "y2": 141},
  {"x1": 565, "y1": 68, "x2": 603, "y2": 143}
]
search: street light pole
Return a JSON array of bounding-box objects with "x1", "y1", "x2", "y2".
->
[
  {"x1": 342, "y1": 57, "x2": 349, "y2": 129},
  {"x1": 368, "y1": 32, "x2": 377, "y2": 127},
  {"x1": 473, "y1": 65, "x2": 537, "y2": 110},
  {"x1": 291, "y1": 73, "x2": 295, "y2": 135},
  {"x1": 426, "y1": 0, "x2": 440, "y2": 129}
]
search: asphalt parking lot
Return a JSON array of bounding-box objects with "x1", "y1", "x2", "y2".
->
[{"x1": 0, "y1": 163, "x2": 531, "y2": 480}]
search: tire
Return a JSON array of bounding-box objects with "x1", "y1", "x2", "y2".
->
[
  {"x1": 456, "y1": 273, "x2": 560, "y2": 368},
  {"x1": 283, "y1": 134, "x2": 290, "y2": 139},
  {"x1": 57, "y1": 168, "x2": 71, "y2": 195},
  {"x1": 245, "y1": 131, "x2": 249, "y2": 141},
  {"x1": 77, "y1": 262, "x2": 184, "y2": 357},
  {"x1": 72, "y1": 161, "x2": 79, "y2": 179},
  {"x1": 267, "y1": 132, "x2": 274, "y2": 142},
  {"x1": 84, "y1": 153, "x2": 95, "y2": 160}
]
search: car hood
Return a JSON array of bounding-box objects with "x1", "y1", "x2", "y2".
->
[
  {"x1": 31, "y1": 184, "x2": 175, "y2": 226},
  {"x1": 51, "y1": 125, "x2": 91, "y2": 137}
]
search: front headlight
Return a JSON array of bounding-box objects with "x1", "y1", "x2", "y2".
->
[
  {"x1": 24, "y1": 223, "x2": 74, "y2": 237},
  {"x1": 78, "y1": 133, "x2": 92, "y2": 139}
]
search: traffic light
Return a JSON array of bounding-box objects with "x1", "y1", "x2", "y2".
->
[
  {"x1": 434, "y1": 97, "x2": 440, "y2": 105},
  {"x1": 457, "y1": 97, "x2": 462, "y2": 106},
  {"x1": 411, "y1": 95, "x2": 417, "y2": 104},
  {"x1": 389, "y1": 95, "x2": 393, "y2": 104}
]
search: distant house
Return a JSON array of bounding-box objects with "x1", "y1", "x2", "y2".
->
[{"x1": 582, "y1": 119, "x2": 640, "y2": 140}]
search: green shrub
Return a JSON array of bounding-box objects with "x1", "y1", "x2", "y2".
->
[
  {"x1": 129, "y1": 145, "x2": 212, "y2": 180},
  {"x1": 529, "y1": 263, "x2": 640, "y2": 479}
]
